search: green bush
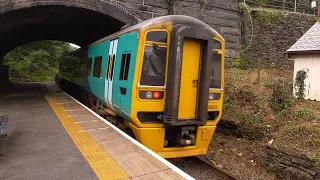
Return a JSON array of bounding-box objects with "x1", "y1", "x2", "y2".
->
[
  {"x1": 269, "y1": 78, "x2": 293, "y2": 113},
  {"x1": 232, "y1": 58, "x2": 249, "y2": 69},
  {"x1": 295, "y1": 108, "x2": 316, "y2": 121},
  {"x1": 294, "y1": 69, "x2": 308, "y2": 100}
]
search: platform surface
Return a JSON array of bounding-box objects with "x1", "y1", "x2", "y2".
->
[
  {"x1": 0, "y1": 82, "x2": 191, "y2": 180},
  {"x1": 0, "y1": 82, "x2": 96, "y2": 179}
]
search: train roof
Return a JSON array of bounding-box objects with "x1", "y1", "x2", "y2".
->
[
  {"x1": 91, "y1": 15, "x2": 224, "y2": 45},
  {"x1": 63, "y1": 15, "x2": 224, "y2": 56}
]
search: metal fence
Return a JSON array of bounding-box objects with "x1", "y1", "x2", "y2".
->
[{"x1": 242, "y1": 0, "x2": 319, "y2": 14}]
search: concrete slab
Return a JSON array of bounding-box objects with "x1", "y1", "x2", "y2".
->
[{"x1": 0, "y1": 82, "x2": 97, "y2": 180}]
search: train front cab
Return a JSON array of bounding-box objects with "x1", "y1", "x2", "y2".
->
[{"x1": 130, "y1": 20, "x2": 224, "y2": 159}]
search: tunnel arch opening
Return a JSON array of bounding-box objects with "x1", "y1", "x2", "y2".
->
[
  {"x1": 3, "y1": 40, "x2": 77, "y2": 82},
  {"x1": 0, "y1": 1, "x2": 142, "y2": 58}
]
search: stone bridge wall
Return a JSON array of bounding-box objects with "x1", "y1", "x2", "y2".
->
[
  {"x1": 0, "y1": 0, "x2": 241, "y2": 62},
  {"x1": 117, "y1": 0, "x2": 241, "y2": 63}
]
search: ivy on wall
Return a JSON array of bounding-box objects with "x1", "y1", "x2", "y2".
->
[
  {"x1": 237, "y1": 2, "x2": 317, "y2": 69},
  {"x1": 295, "y1": 69, "x2": 308, "y2": 100}
]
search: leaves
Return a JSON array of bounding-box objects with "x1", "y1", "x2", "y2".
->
[
  {"x1": 3, "y1": 40, "x2": 75, "y2": 82},
  {"x1": 269, "y1": 78, "x2": 293, "y2": 113},
  {"x1": 295, "y1": 69, "x2": 308, "y2": 100}
]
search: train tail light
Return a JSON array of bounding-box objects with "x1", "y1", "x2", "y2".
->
[{"x1": 153, "y1": 92, "x2": 160, "y2": 99}]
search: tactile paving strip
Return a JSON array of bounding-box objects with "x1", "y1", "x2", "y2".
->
[{"x1": 45, "y1": 95, "x2": 129, "y2": 180}]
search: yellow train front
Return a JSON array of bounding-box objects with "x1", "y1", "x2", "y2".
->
[{"x1": 128, "y1": 16, "x2": 225, "y2": 158}]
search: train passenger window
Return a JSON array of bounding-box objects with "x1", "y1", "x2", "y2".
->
[
  {"x1": 120, "y1": 54, "x2": 131, "y2": 81},
  {"x1": 93, "y1": 56, "x2": 102, "y2": 78},
  {"x1": 87, "y1": 58, "x2": 92, "y2": 76},
  {"x1": 146, "y1": 31, "x2": 168, "y2": 43},
  {"x1": 210, "y1": 53, "x2": 222, "y2": 89},
  {"x1": 140, "y1": 45, "x2": 167, "y2": 86}
]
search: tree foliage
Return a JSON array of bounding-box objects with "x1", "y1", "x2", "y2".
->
[
  {"x1": 3, "y1": 40, "x2": 76, "y2": 82},
  {"x1": 247, "y1": 0, "x2": 317, "y2": 14}
]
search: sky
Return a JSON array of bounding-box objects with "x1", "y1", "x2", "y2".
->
[{"x1": 69, "y1": 43, "x2": 80, "y2": 49}]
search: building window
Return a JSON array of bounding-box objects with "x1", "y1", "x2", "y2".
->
[
  {"x1": 120, "y1": 54, "x2": 131, "y2": 81},
  {"x1": 93, "y1": 56, "x2": 102, "y2": 78},
  {"x1": 146, "y1": 31, "x2": 168, "y2": 43},
  {"x1": 87, "y1": 58, "x2": 92, "y2": 76}
]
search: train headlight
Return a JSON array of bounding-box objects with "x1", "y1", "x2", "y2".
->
[
  {"x1": 209, "y1": 93, "x2": 214, "y2": 100},
  {"x1": 209, "y1": 93, "x2": 221, "y2": 100},
  {"x1": 146, "y1": 91, "x2": 153, "y2": 99}
]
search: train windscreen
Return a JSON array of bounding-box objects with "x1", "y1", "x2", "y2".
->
[{"x1": 140, "y1": 31, "x2": 168, "y2": 87}]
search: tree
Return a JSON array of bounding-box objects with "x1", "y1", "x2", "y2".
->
[{"x1": 3, "y1": 40, "x2": 76, "y2": 81}]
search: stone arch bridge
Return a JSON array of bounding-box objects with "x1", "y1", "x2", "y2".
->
[{"x1": 0, "y1": 0, "x2": 240, "y2": 62}]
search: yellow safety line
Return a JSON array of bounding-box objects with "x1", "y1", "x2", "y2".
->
[{"x1": 45, "y1": 95, "x2": 129, "y2": 180}]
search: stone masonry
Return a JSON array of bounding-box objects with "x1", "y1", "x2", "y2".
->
[
  {"x1": 241, "y1": 9, "x2": 317, "y2": 69},
  {"x1": 0, "y1": 0, "x2": 241, "y2": 61},
  {"x1": 117, "y1": 0, "x2": 241, "y2": 62}
]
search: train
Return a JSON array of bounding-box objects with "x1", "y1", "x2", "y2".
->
[{"x1": 56, "y1": 15, "x2": 225, "y2": 159}]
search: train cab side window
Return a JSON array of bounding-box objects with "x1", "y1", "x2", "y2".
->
[
  {"x1": 210, "y1": 53, "x2": 222, "y2": 89},
  {"x1": 93, "y1": 56, "x2": 103, "y2": 78},
  {"x1": 146, "y1": 32, "x2": 168, "y2": 43},
  {"x1": 87, "y1": 58, "x2": 92, "y2": 76},
  {"x1": 120, "y1": 54, "x2": 131, "y2": 81}
]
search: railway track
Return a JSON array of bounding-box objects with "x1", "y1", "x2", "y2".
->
[
  {"x1": 191, "y1": 157, "x2": 237, "y2": 180},
  {"x1": 169, "y1": 156, "x2": 237, "y2": 180}
]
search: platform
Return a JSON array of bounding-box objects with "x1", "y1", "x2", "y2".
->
[{"x1": 0, "y1": 82, "x2": 193, "y2": 180}]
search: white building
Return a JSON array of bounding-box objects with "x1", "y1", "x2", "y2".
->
[{"x1": 287, "y1": 20, "x2": 320, "y2": 101}]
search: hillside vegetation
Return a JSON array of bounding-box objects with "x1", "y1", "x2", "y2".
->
[
  {"x1": 247, "y1": 0, "x2": 315, "y2": 13},
  {"x1": 203, "y1": 68, "x2": 320, "y2": 179}
]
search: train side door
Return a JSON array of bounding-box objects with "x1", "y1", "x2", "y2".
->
[
  {"x1": 118, "y1": 52, "x2": 131, "y2": 112},
  {"x1": 105, "y1": 39, "x2": 118, "y2": 110},
  {"x1": 112, "y1": 33, "x2": 133, "y2": 115}
]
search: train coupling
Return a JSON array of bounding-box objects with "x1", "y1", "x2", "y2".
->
[{"x1": 176, "y1": 126, "x2": 196, "y2": 147}]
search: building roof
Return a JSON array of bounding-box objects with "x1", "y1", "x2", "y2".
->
[{"x1": 287, "y1": 21, "x2": 320, "y2": 54}]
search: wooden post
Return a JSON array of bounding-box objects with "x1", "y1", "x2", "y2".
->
[
  {"x1": 282, "y1": 0, "x2": 286, "y2": 10},
  {"x1": 257, "y1": 56, "x2": 261, "y2": 85}
]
